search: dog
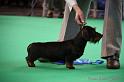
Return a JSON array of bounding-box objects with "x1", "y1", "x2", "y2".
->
[{"x1": 26, "y1": 26, "x2": 102, "y2": 69}]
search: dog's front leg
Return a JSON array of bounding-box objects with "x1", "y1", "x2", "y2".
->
[
  {"x1": 65, "y1": 61, "x2": 75, "y2": 69},
  {"x1": 65, "y1": 60, "x2": 75, "y2": 69}
]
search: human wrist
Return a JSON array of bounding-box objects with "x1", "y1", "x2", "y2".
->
[{"x1": 73, "y1": 4, "x2": 82, "y2": 13}]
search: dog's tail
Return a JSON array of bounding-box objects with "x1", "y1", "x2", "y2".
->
[{"x1": 27, "y1": 43, "x2": 32, "y2": 52}]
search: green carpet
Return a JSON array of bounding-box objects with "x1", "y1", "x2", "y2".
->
[{"x1": 0, "y1": 15, "x2": 124, "y2": 82}]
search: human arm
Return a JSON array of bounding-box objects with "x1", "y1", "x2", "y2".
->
[{"x1": 65, "y1": 0, "x2": 85, "y2": 24}]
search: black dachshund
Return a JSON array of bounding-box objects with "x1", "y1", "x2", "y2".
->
[{"x1": 26, "y1": 26, "x2": 102, "y2": 69}]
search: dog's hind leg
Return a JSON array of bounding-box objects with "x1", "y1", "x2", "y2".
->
[{"x1": 25, "y1": 55, "x2": 36, "y2": 67}]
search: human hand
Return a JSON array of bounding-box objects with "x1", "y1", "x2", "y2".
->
[{"x1": 73, "y1": 4, "x2": 86, "y2": 25}]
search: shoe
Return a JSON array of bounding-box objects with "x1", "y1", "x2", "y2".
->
[{"x1": 106, "y1": 55, "x2": 120, "y2": 69}]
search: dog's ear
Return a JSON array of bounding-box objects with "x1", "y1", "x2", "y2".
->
[{"x1": 82, "y1": 29, "x2": 90, "y2": 40}]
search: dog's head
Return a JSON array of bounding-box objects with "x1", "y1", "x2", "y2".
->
[{"x1": 81, "y1": 26, "x2": 102, "y2": 43}]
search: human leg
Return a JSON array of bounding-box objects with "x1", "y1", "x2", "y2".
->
[{"x1": 101, "y1": 0, "x2": 122, "y2": 69}]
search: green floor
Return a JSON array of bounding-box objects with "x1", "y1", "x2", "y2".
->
[{"x1": 0, "y1": 15, "x2": 124, "y2": 82}]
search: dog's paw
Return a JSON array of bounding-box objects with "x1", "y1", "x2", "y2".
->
[
  {"x1": 67, "y1": 67, "x2": 75, "y2": 69},
  {"x1": 25, "y1": 57, "x2": 35, "y2": 67},
  {"x1": 27, "y1": 62, "x2": 35, "y2": 67}
]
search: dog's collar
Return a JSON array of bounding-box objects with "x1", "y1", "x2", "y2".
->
[{"x1": 79, "y1": 23, "x2": 87, "y2": 30}]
